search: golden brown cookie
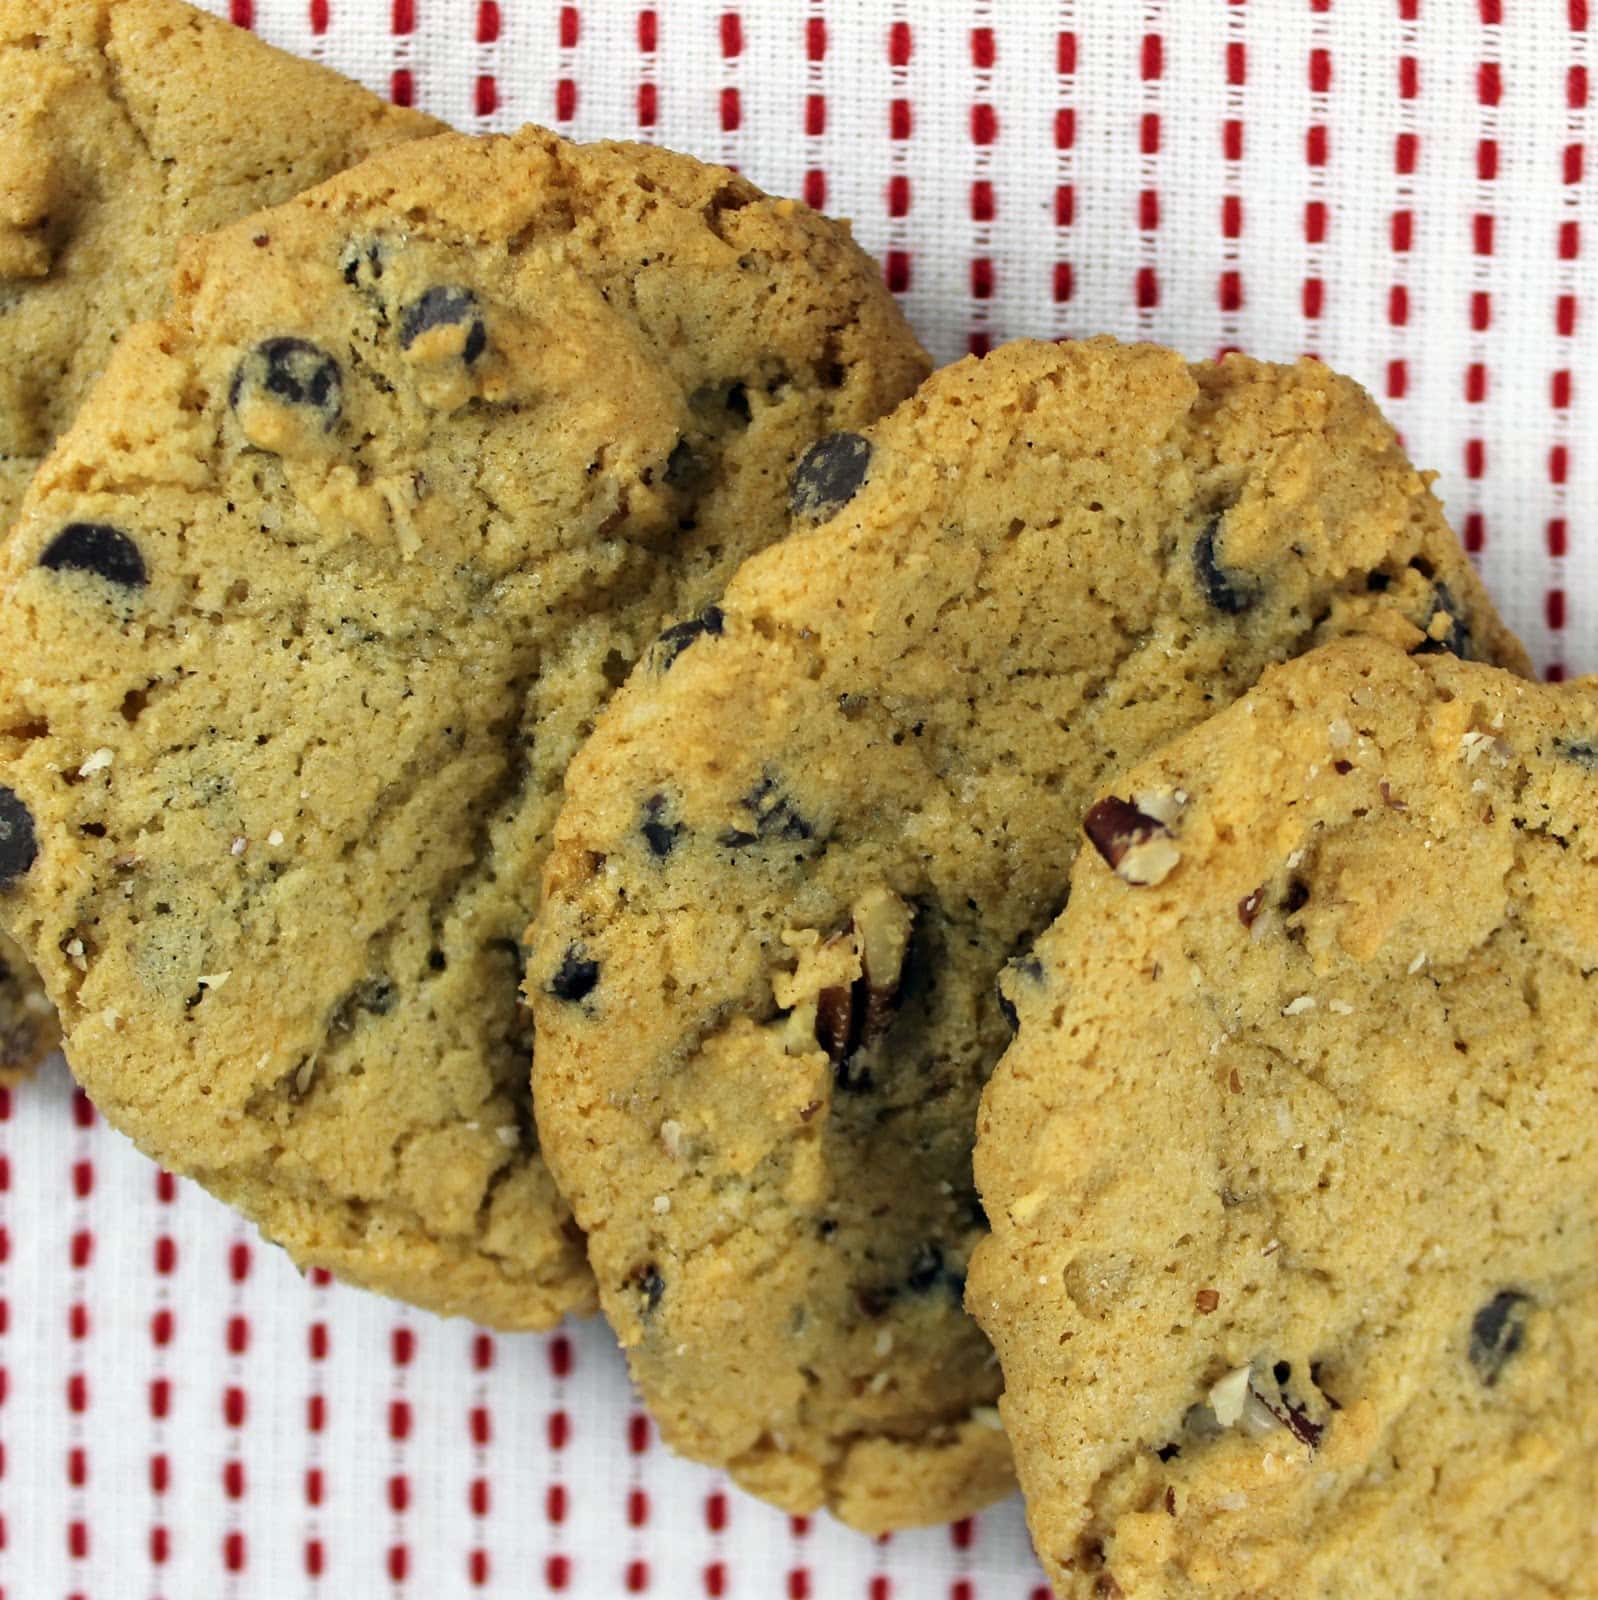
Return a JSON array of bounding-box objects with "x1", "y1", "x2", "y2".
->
[
  {"x1": 0, "y1": 0, "x2": 442, "y2": 1077},
  {"x1": 972, "y1": 639, "x2": 1598, "y2": 1599},
  {"x1": 529, "y1": 339, "x2": 1527, "y2": 1528},
  {"x1": 0, "y1": 126, "x2": 927, "y2": 1326}
]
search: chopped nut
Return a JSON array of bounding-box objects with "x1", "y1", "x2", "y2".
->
[
  {"x1": 266, "y1": 829, "x2": 285, "y2": 848},
  {"x1": 969, "y1": 1405, "x2": 1004, "y2": 1431},
  {"x1": 77, "y1": 747, "x2": 114, "y2": 778},
  {"x1": 652, "y1": 1193, "x2": 672, "y2": 1215},
  {"x1": 1208, "y1": 1366, "x2": 1253, "y2": 1426},
  {"x1": 1327, "y1": 998, "x2": 1355, "y2": 1015},
  {"x1": 230, "y1": 836, "x2": 248, "y2": 856},
  {"x1": 197, "y1": 970, "x2": 232, "y2": 991},
  {"x1": 1407, "y1": 951, "x2": 1428, "y2": 975},
  {"x1": 1281, "y1": 995, "x2": 1316, "y2": 1016},
  {"x1": 1083, "y1": 796, "x2": 1182, "y2": 886},
  {"x1": 813, "y1": 888, "x2": 915, "y2": 1068},
  {"x1": 1195, "y1": 1288, "x2": 1220, "y2": 1314},
  {"x1": 659, "y1": 1119, "x2": 686, "y2": 1158}
]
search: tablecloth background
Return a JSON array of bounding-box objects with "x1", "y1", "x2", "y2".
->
[{"x1": 5, "y1": 1, "x2": 1596, "y2": 1596}]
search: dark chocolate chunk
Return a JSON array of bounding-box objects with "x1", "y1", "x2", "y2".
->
[
  {"x1": 39, "y1": 523, "x2": 147, "y2": 589},
  {"x1": 229, "y1": 337, "x2": 342, "y2": 432},
  {"x1": 996, "y1": 954, "x2": 1043, "y2": 1031},
  {"x1": 1193, "y1": 515, "x2": 1257, "y2": 614},
  {"x1": 339, "y1": 238, "x2": 386, "y2": 303},
  {"x1": 330, "y1": 975, "x2": 397, "y2": 1032},
  {"x1": 855, "y1": 1284, "x2": 895, "y2": 1319},
  {"x1": 629, "y1": 1264, "x2": 665, "y2": 1312},
  {"x1": 1469, "y1": 1289, "x2": 1531, "y2": 1386},
  {"x1": 655, "y1": 606, "x2": 724, "y2": 672},
  {"x1": 996, "y1": 989, "x2": 1019, "y2": 1032},
  {"x1": 640, "y1": 794, "x2": 685, "y2": 859},
  {"x1": 719, "y1": 772, "x2": 813, "y2": 847},
  {"x1": 0, "y1": 787, "x2": 38, "y2": 891},
  {"x1": 663, "y1": 439, "x2": 704, "y2": 490},
  {"x1": 1415, "y1": 582, "x2": 1474, "y2": 659},
  {"x1": 398, "y1": 286, "x2": 487, "y2": 363},
  {"x1": 549, "y1": 945, "x2": 600, "y2": 1003},
  {"x1": 906, "y1": 1243, "x2": 945, "y2": 1293},
  {"x1": 789, "y1": 431, "x2": 871, "y2": 521}
]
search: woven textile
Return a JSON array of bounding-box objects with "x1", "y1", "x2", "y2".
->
[{"x1": 5, "y1": 2, "x2": 1595, "y2": 1596}]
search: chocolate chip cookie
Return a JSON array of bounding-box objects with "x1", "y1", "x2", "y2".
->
[
  {"x1": 0, "y1": 0, "x2": 443, "y2": 1076},
  {"x1": 971, "y1": 638, "x2": 1598, "y2": 1598},
  {"x1": 528, "y1": 338, "x2": 1528, "y2": 1527},
  {"x1": 0, "y1": 126, "x2": 927, "y2": 1326}
]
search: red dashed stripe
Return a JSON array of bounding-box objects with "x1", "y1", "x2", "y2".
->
[
  {"x1": 555, "y1": 4, "x2": 579, "y2": 124},
  {"x1": 1135, "y1": 5, "x2": 1163, "y2": 327},
  {"x1": 637, "y1": 7, "x2": 660, "y2": 135},
  {"x1": 546, "y1": 1333, "x2": 572, "y2": 1590},
  {"x1": 1053, "y1": 13, "x2": 1077, "y2": 320},
  {"x1": 885, "y1": 7, "x2": 914, "y2": 299},
  {"x1": 803, "y1": 2, "x2": 828, "y2": 213},
  {"x1": 968, "y1": 10, "x2": 997, "y2": 355}
]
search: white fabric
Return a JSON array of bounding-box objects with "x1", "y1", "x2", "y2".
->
[{"x1": 5, "y1": 2, "x2": 1595, "y2": 1595}]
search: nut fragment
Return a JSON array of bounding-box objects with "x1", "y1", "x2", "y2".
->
[
  {"x1": 813, "y1": 888, "x2": 916, "y2": 1075},
  {"x1": 1083, "y1": 795, "x2": 1182, "y2": 886}
]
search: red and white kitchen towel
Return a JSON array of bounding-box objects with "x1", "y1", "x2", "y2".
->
[{"x1": 4, "y1": 2, "x2": 1595, "y2": 1596}]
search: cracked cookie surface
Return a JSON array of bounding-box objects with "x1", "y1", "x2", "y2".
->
[
  {"x1": 971, "y1": 639, "x2": 1598, "y2": 1598},
  {"x1": 0, "y1": 125, "x2": 927, "y2": 1327},
  {"x1": 0, "y1": 0, "x2": 443, "y2": 1078},
  {"x1": 528, "y1": 338, "x2": 1526, "y2": 1529}
]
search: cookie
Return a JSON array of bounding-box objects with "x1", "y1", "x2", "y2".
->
[
  {"x1": 970, "y1": 638, "x2": 1598, "y2": 1599},
  {"x1": 0, "y1": 928, "x2": 56, "y2": 1083},
  {"x1": 528, "y1": 338, "x2": 1528, "y2": 1529},
  {"x1": 0, "y1": 126, "x2": 928, "y2": 1327},
  {"x1": 0, "y1": 0, "x2": 442, "y2": 1075}
]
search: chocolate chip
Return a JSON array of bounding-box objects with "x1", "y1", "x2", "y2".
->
[
  {"x1": 655, "y1": 606, "x2": 724, "y2": 672},
  {"x1": 330, "y1": 975, "x2": 397, "y2": 1032},
  {"x1": 789, "y1": 432, "x2": 871, "y2": 521},
  {"x1": 719, "y1": 772, "x2": 813, "y2": 847},
  {"x1": 663, "y1": 439, "x2": 704, "y2": 489},
  {"x1": 641, "y1": 794, "x2": 685, "y2": 858},
  {"x1": 628, "y1": 1264, "x2": 665, "y2": 1312},
  {"x1": 1193, "y1": 516, "x2": 1257, "y2": 614},
  {"x1": 549, "y1": 945, "x2": 599, "y2": 1003},
  {"x1": 997, "y1": 954, "x2": 1043, "y2": 1031},
  {"x1": 906, "y1": 1243, "x2": 945, "y2": 1293},
  {"x1": 1415, "y1": 582, "x2": 1474, "y2": 659},
  {"x1": 855, "y1": 1284, "x2": 895, "y2": 1319},
  {"x1": 39, "y1": 523, "x2": 147, "y2": 588},
  {"x1": 0, "y1": 787, "x2": 38, "y2": 891},
  {"x1": 229, "y1": 337, "x2": 342, "y2": 431},
  {"x1": 1554, "y1": 738, "x2": 1598, "y2": 769},
  {"x1": 398, "y1": 286, "x2": 487, "y2": 363},
  {"x1": 1469, "y1": 1289, "x2": 1531, "y2": 1386}
]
